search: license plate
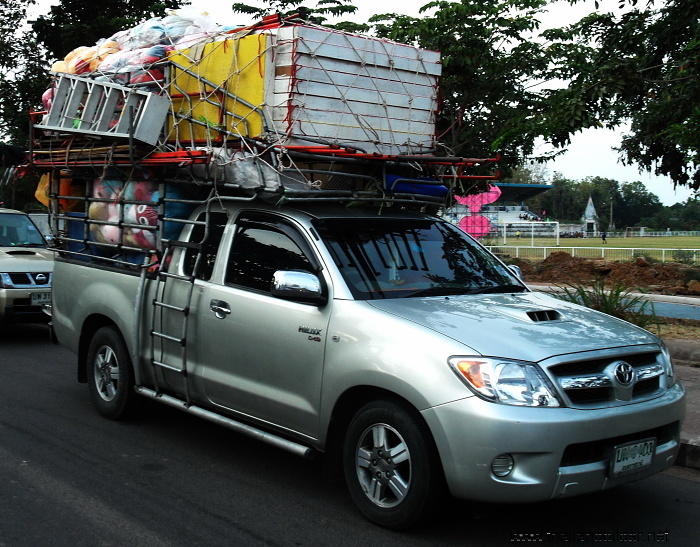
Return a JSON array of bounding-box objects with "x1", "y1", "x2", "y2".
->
[
  {"x1": 31, "y1": 292, "x2": 51, "y2": 305},
  {"x1": 610, "y1": 438, "x2": 656, "y2": 477}
]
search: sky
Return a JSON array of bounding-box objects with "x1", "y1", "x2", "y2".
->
[{"x1": 29, "y1": 0, "x2": 696, "y2": 206}]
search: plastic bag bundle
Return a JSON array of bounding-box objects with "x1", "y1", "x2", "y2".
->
[
  {"x1": 186, "y1": 148, "x2": 292, "y2": 191},
  {"x1": 49, "y1": 9, "x2": 220, "y2": 77},
  {"x1": 109, "y1": 11, "x2": 219, "y2": 52},
  {"x1": 92, "y1": 44, "x2": 171, "y2": 87},
  {"x1": 50, "y1": 40, "x2": 122, "y2": 75},
  {"x1": 34, "y1": 171, "x2": 85, "y2": 212}
]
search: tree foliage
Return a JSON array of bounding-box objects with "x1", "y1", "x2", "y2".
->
[
  {"x1": 32, "y1": 0, "x2": 183, "y2": 61},
  {"x1": 638, "y1": 196, "x2": 700, "y2": 230},
  {"x1": 0, "y1": 0, "x2": 49, "y2": 145},
  {"x1": 521, "y1": 172, "x2": 673, "y2": 228},
  {"x1": 230, "y1": 0, "x2": 358, "y2": 27},
  {"x1": 542, "y1": 0, "x2": 700, "y2": 189}
]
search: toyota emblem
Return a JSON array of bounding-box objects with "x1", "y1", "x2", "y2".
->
[{"x1": 613, "y1": 361, "x2": 635, "y2": 385}]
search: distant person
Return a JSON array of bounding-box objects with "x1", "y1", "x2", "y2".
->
[
  {"x1": 516, "y1": 230, "x2": 521, "y2": 239},
  {"x1": 601, "y1": 231, "x2": 607, "y2": 244}
]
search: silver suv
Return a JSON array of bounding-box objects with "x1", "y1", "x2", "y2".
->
[{"x1": 0, "y1": 208, "x2": 53, "y2": 323}]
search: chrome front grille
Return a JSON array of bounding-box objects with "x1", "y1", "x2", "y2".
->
[
  {"x1": 2, "y1": 272, "x2": 52, "y2": 288},
  {"x1": 548, "y1": 351, "x2": 667, "y2": 408}
]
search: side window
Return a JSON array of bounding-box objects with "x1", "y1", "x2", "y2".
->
[
  {"x1": 225, "y1": 220, "x2": 313, "y2": 293},
  {"x1": 183, "y1": 211, "x2": 228, "y2": 281}
]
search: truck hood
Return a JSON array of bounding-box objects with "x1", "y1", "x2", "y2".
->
[
  {"x1": 0, "y1": 247, "x2": 54, "y2": 271},
  {"x1": 366, "y1": 291, "x2": 658, "y2": 362}
]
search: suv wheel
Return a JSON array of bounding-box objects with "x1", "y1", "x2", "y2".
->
[
  {"x1": 86, "y1": 326, "x2": 140, "y2": 420},
  {"x1": 343, "y1": 400, "x2": 444, "y2": 530}
]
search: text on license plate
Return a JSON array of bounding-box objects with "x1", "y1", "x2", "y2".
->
[
  {"x1": 31, "y1": 292, "x2": 51, "y2": 305},
  {"x1": 611, "y1": 438, "x2": 656, "y2": 476}
]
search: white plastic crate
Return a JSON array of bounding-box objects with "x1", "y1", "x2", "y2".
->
[
  {"x1": 269, "y1": 26, "x2": 442, "y2": 154},
  {"x1": 37, "y1": 74, "x2": 170, "y2": 146}
]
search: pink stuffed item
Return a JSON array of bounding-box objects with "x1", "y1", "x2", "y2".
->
[
  {"x1": 454, "y1": 184, "x2": 501, "y2": 238},
  {"x1": 453, "y1": 185, "x2": 502, "y2": 212},
  {"x1": 458, "y1": 215, "x2": 492, "y2": 238},
  {"x1": 41, "y1": 86, "x2": 56, "y2": 111}
]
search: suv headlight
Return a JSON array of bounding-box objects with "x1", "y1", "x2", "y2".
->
[{"x1": 449, "y1": 357, "x2": 561, "y2": 407}]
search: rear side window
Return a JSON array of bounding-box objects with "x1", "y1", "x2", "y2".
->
[
  {"x1": 225, "y1": 217, "x2": 314, "y2": 294},
  {"x1": 183, "y1": 211, "x2": 228, "y2": 281}
]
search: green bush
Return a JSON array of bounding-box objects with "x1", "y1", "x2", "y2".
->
[
  {"x1": 684, "y1": 267, "x2": 700, "y2": 283},
  {"x1": 551, "y1": 277, "x2": 663, "y2": 331},
  {"x1": 672, "y1": 249, "x2": 696, "y2": 264},
  {"x1": 631, "y1": 251, "x2": 659, "y2": 264}
]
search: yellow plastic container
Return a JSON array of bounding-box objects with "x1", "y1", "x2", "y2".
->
[{"x1": 166, "y1": 33, "x2": 268, "y2": 145}]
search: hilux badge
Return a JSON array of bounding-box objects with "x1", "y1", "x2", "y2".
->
[{"x1": 298, "y1": 326, "x2": 322, "y2": 335}]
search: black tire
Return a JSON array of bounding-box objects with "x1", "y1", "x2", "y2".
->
[
  {"x1": 342, "y1": 400, "x2": 445, "y2": 530},
  {"x1": 86, "y1": 326, "x2": 140, "y2": 420}
]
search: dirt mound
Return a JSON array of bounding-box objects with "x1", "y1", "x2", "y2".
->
[{"x1": 517, "y1": 251, "x2": 700, "y2": 295}]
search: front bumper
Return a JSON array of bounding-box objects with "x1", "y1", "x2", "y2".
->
[
  {"x1": 422, "y1": 382, "x2": 686, "y2": 503},
  {"x1": 0, "y1": 288, "x2": 51, "y2": 323}
]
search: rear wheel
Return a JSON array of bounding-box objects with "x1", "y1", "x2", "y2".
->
[
  {"x1": 86, "y1": 326, "x2": 140, "y2": 420},
  {"x1": 343, "y1": 400, "x2": 444, "y2": 530}
]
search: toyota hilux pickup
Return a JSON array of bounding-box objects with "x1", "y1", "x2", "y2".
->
[
  {"x1": 49, "y1": 199, "x2": 686, "y2": 530},
  {"x1": 0, "y1": 207, "x2": 53, "y2": 323}
]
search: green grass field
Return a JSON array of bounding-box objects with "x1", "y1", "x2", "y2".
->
[{"x1": 489, "y1": 236, "x2": 700, "y2": 249}]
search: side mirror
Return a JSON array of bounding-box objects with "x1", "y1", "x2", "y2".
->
[
  {"x1": 271, "y1": 270, "x2": 326, "y2": 305},
  {"x1": 508, "y1": 265, "x2": 522, "y2": 279}
]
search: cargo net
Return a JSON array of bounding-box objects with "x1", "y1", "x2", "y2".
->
[
  {"x1": 31, "y1": 11, "x2": 499, "y2": 202},
  {"x1": 31, "y1": 11, "x2": 501, "y2": 265}
]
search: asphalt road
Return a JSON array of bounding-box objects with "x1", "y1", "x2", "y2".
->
[{"x1": 2, "y1": 324, "x2": 700, "y2": 546}]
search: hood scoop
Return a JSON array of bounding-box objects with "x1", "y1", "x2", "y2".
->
[
  {"x1": 5, "y1": 250, "x2": 36, "y2": 255},
  {"x1": 526, "y1": 309, "x2": 563, "y2": 322},
  {"x1": 489, "y1": 305, "x2": 566, "y2": 323}
]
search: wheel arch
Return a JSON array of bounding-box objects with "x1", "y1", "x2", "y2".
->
[
  {"x1": 323, "y1": 386, "x2": 443, "y2": 483},
  {"x1": 77, "y1": 314, "x2": 121, "y2": 383}
]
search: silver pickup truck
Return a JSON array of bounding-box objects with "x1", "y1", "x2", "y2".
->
[{"x1": 51, "y1": 200, "x2": 685, "y2": 529}]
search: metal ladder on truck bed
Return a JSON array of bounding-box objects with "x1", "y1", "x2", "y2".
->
[
  {"x1": 144, "y1": 190, "x2": 255, "y2": 405},
  {"x1": 145, "y1": 186, "x2": 216, "y2": 405},
  {"x1": 149, "y1": 243, "x2": 200, "y2": 404}
]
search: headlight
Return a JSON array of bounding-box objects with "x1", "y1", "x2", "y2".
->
[
  {"x1": 660, "y1": 343, "x2": 676, "y2": 387},
  {"x1": 449, "y1": 357, "x2": 561, "y2": 407}
]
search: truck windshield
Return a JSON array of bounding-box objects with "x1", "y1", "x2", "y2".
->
[
  {"x1": 0, "y1": 213, "x2": 47, "y2": 247},
  {"x1": 314, "y1": 217, "x2": 524, "y2": 300}
]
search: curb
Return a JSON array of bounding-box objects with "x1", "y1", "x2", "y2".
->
[
  {"x1": 676, "y1": 443, "x2": 700, "y2": 470},
  {"x1": 672, "y1": 364, "x2": 700, "y2": 471},
  {"x1": 527, "y1": 282, "x2": 700, "y2": 307}
]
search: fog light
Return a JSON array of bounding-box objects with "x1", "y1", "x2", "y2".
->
[{"x1": 492, "y1": 454, "x2": 514, "y2": 477}]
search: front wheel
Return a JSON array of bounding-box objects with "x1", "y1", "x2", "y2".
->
[
  {"x1": 86, "y1": 326, "x2": 140, "y2": 420},
  {"x1": 342, "y1": 400, "x2": 445, "y2": 530}
]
